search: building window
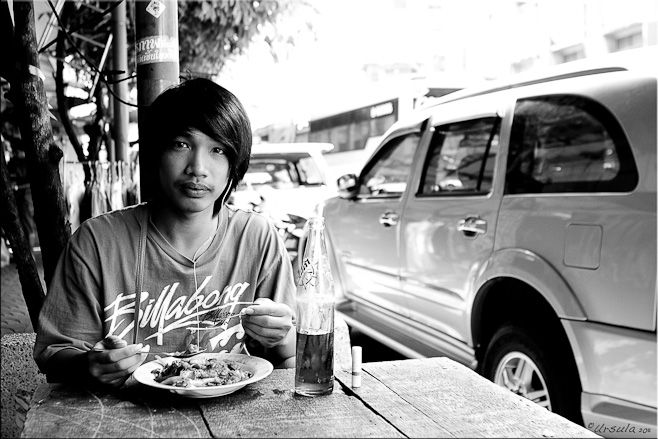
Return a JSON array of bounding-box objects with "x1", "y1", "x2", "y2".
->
[
  {"x1": 609, "y1": 31, "x2": 643, "y2": 52},
  {"x1": 562, "y1": 51, "x2": 584, "y2": 62},
  {"x1": 552, "y1": 44, "x2": 585, "y2": 64}
]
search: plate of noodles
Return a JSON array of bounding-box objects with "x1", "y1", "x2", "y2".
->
[{"x1": 133, "y1": 352, "x2": 273, "y2": 398}]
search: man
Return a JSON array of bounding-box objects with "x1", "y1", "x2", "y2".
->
[{"x1": 34, "y1": 78, "x2": 296, "y2": 387}]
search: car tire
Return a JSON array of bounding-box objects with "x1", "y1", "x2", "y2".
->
[{"x1": 481, "y1": 324, "x2": 583, "y2": 425}]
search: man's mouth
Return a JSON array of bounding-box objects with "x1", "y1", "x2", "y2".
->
[{"x1": 179, "y1": 182, "x2": 211, "y2": 197}]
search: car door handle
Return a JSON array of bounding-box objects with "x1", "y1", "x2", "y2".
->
[
  {"x1": 379, "y1": 212, "x2": 399, "y2": 227},
  {"x1": 458, "y1": 217, "x2": 487, "y2": 237}
]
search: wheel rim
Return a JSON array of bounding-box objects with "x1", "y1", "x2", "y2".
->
[{"x1": 493, "y1": 351, "x2": 551, "y2": 410}]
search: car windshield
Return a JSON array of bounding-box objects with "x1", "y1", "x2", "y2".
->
[{"x1": 239, "y1": 154, "x2": 325, "y2": 191}]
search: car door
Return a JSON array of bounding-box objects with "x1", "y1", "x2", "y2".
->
[
  {"x1": 329, "y1": 130, "x2": 423, "y2": 317},
  {"x1": 400, "y1": 95, "x2": 507, "y2": 345}
]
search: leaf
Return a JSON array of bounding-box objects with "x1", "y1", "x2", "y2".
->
[
  {"x1": 200, "y1": 1, "x2": 215, "y2": 22},
  {"x1": 233, "y1": 3, "x2": 243, "y2": 24}
]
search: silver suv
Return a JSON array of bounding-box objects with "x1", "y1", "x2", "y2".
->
[{"x1": 317, "y1": 47, "x2": 656, "y2": 435}]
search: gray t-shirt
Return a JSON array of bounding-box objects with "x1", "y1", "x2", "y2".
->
[{"x1": 34, "y1": 203, "x2": 296, "y2": 371}]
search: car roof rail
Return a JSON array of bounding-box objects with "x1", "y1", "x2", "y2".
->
[
  {"x1": 422, "y1": 67, "x2": 629, "y2": 109},
  {"x1": 420, "y1": 46, "x2": 657, "y2": 110}
]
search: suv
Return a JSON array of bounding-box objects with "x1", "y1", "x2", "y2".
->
[{"x1": 316, "y1": 47, "x2": 656, "y2": 435}]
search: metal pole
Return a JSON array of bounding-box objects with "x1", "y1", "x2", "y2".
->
[
  {"x1": 135, "y1": 0, "x2": 179, "y2": 201},
  {"x1": 111, "y1": 0, "x2": 129, "y2": 162},
  {"x1": 107, "y1": 81, "x2": 116, "y2": 164}
]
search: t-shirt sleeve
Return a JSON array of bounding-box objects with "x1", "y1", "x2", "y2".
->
[
  {"x1": 33, "y1": 224, "x2": 104, "y2": 373},
  {"x1": 254, "y1": 220, "x2": 297, "y2": 313},
  {"x1": 243, "y1": 216, "x2": 297, "y2": 356}
]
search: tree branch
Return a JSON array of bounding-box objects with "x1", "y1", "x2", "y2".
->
[{"x1": 12, "y1": 0, "x2": 71, "y2": 290}]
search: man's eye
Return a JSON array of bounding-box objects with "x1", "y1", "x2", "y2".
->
[
  {"x1": 172, "y1": 141, "x2": 189, "y2": 149},
  {"x1": 212, "y1": 147, "x2": 225, "y2": 155}
]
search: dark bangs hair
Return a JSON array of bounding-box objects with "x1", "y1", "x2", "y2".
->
[{"x1": 142, "y1": 77, "x2": 252, "y2": 210}]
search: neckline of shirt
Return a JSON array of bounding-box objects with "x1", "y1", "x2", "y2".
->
[{"x1": 147, "y1": 206, "x2": 227, "y2": 265}]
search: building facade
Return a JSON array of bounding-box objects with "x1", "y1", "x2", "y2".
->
[{"x1": 254, "y1": 0, "x2": 657, "y2": 154}]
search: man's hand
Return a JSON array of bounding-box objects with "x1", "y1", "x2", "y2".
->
[
  {"x1": 87, "y1": 335, "x2": 150, "y2": 387},
  {"x1": 240, "y1": 298, "x2": 294, "y2": 349}
]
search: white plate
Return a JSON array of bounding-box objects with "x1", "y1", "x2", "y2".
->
[{"x1": 133, "y1": 353, "x2": 273, "y2": 398}]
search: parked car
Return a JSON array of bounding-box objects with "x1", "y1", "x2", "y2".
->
[
  {"x1": 311, "y1": 47, "x2": 656, "y2": 435},
  {"x1": 229, "y1": 142, "x2": 337, "y2": 267}
]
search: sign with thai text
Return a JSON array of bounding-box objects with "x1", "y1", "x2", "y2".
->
[{"x1": 136, "y1": 35, "x2": 178, "y2": 66}]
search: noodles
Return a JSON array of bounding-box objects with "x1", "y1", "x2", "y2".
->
[{"x1": 152, "y1": 357, "x2": 253, "y2": 388}]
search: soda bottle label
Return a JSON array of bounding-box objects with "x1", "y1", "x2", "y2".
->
[
  {"x1": 298, "y1": 253, "x2": 334, "y2": 290},
  {"x1": 298, "y1": 257, "x2": 318, "y2": 291},
  {"x1": 296, "y1": 296, "x2": 334, "y2": 335}
]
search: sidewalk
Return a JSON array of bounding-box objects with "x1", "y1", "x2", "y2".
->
[{"x1": 0, "y1": 252, "x2": 43, "y2": 337}]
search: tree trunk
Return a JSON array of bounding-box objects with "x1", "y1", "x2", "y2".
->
[
  {"x1": 0, "y1": 147, "x2": 45, "y2": 330},
  {"x1": 12, "y1": 0, "x2": 71, "y2": 290}
]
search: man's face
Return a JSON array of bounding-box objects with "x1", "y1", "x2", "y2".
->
[{"x1": 158, "y1": 128, "x2": 230, "y2": 215}]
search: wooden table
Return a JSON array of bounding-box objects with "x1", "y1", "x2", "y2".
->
[{"x1": 21, "y1": 357, "x2": 599, "y2": 438}]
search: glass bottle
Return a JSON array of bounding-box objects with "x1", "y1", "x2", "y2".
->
[{"x1": 294, "y1": 216, "x2": 335, "y2": 396}]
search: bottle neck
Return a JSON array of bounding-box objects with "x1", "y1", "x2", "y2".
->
[{"x1": 308, "y1": 216, "x2": 325, "y2": 230}]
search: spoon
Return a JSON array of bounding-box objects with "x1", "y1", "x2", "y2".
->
[{"x1": 159, "y1": 348, "x2": 207, "y2": 359}]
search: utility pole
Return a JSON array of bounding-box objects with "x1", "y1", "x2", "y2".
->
[
  {"x1": 111, "y1": 0, "x2": 129, "y2": 162},
  {"x1": 135, "y1": 0, "x2": 179, "y2": 200}
]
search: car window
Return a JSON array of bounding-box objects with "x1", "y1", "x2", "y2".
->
[
  {"x1": 506, "y1": 95, "x2": 638, "y2": 194},
  {"x1": 359, "y1": 133, "x2": 421, "y2": 198},
  {"x1": 243, "y1": 153, "x2": 326, "y2": 190},
  {"x1": 246, "y1": 159, "x2": 300, "y2": 189},
  {"x1": 420, "y1": 117, "x2": 500, "y2": 196},
  {"x1": 297, "y1": 156, "x2": 324, "y2": 185}
]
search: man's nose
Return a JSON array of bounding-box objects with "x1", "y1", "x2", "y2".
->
[{"x1": 185, "y1": 149, "x2": 209, "y2": 176}]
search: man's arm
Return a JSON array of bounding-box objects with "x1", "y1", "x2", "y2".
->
[
  {"x1": 45, "y1": 349, "x2": 94, "y2": 384},
  {"x1": 45, "y1": 338, "x2": 148, "y2": 387}
]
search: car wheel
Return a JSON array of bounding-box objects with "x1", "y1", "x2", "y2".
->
[{"x1": 481, "y1": 324, "x2": 582, "y2": 424}]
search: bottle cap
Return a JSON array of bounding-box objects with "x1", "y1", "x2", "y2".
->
[{"x1": 351, "y1": 346, "x2": 362, "y2": 388}]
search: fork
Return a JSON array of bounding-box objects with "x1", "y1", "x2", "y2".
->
[{"x1": 91, "y1": 345, "x2": 207, "y2": 358}]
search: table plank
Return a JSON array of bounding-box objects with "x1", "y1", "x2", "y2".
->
[
  {"x1": 200, "y1": 368, "x2": 404, "y2": 438},
  {"x1": 21, "y1": 358, "x2": 601, "y2": 438},
  {"x1": 22, "y1": 382, "x2": 210, "y2": 438},
  {"x1": 335, "y1": 357, "x2": 600, "y2": 438},
  {"x1": 334, "y1": 363, "x2": 453, "y2": 437}
]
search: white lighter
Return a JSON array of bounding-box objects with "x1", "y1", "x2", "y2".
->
[{"x1": 351, "y1": 346, "x2": 362, "y2": 388}]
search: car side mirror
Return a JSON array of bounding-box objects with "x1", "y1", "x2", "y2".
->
[{"x1": 337, "y1": 174, "x2": 358, "y2": 199}]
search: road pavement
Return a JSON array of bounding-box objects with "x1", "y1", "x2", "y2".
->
[{"x1": 349, "y1": 327, "x2": 407, "y2": 363}]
